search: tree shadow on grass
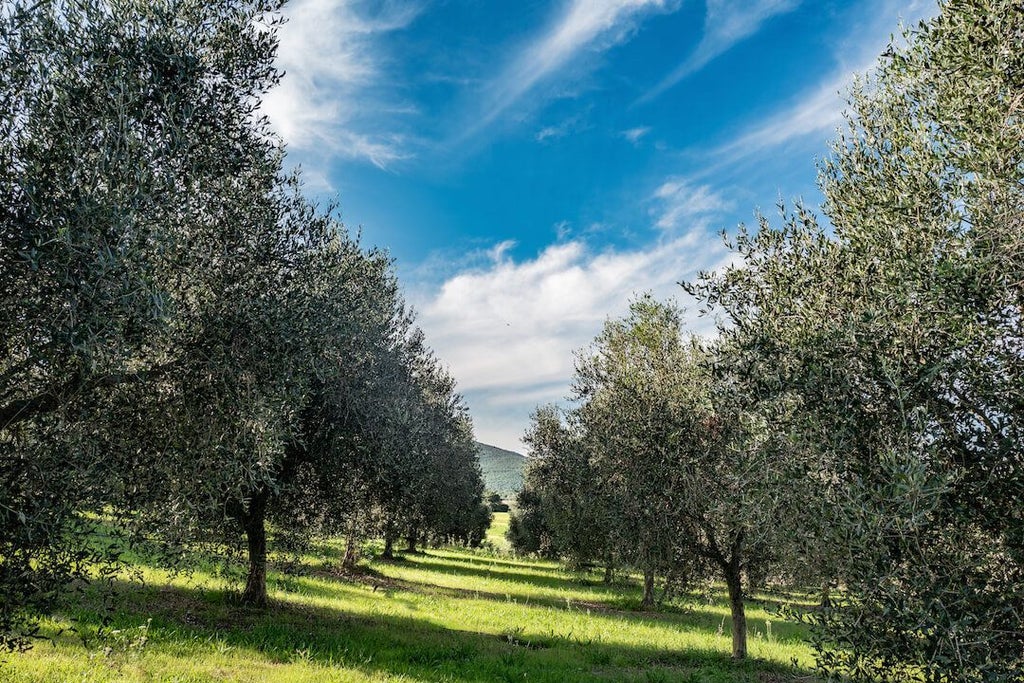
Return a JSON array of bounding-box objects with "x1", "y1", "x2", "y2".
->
[
  {"x1": 297, "y1": 559, "x2": 808, "y2": 647},
  {"x1": 43, "y1": 581, "x2": 817, "y2": 683},
  {"x1": 423, "y1": 551, "x2": 564, "y2": 573},
  {"x1": 388, "y1": 552, "x2": 603, "y2": 593}
]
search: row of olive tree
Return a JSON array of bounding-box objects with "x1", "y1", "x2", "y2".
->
[
  {"x1": 1, "y1": 0, "x2": 485, "y2": 648},
  {"x1": 511, "y1": 297, "x2": 805, "y2": 661},
  {"x1": 512, "y1": 0, "x2": 1023, "y2": 679}
]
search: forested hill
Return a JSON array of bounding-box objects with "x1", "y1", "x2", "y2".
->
[{"x1": 475, "y1": 442, "x2": 527, "y2": 499}]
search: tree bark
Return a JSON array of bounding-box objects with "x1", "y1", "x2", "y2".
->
[
  {"x1": 239, "y1": 488, "x2": 270, "y2": 608},
  {"x1": 382, "y1": 522, "x2": 395, "y2": 560},
  {"x1": 405, "y1": 527, "x2": 418, "y2": 553},
  {"x1": 641, "y1": 568, "x2": 656, "y2": 609},
  {"x1": 604, "y1": 562, "x2": 614, "y2": 585},
  {"x1": 343, "y1": 533, "x2": 360, "y2": 570},
  {"x1": 724, "y1": 565, "x2": 747, "y2": 660}
]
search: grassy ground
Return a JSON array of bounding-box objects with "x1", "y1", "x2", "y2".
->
[
  {"x1": 4, "y1": 516, "x2": 818, "y2": 682},
  {"x1": 486, "y1": 511, "x2": 511, "y2": 551}
]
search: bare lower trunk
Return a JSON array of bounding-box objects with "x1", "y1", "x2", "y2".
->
[
  {"x1": 641, "y1": 568, "x2": 656, "y2": 609},
  {"x1": 382, "y1": 522, "x2": 395, "y2": 560},
  {"x1": 725, "y1": 566, "x2": 747, "y2": 660},
  {"x1": 604, "y1": 562, "x2": 614, "y2": 585},
  {"x1": 240, "y1": 489, "x2": 270, "y2": 608},
  {"x1": 343, "y1": 533, "x2": 360, "y2": 570},
  {"x1": 405, "y1": 527, "x2": 418, "y2": 553}
]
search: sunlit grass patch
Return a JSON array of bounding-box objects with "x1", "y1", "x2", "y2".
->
[
  {"x1": 5, "y1": 541, "x2": 818, "y2": 682},
  {"x1": 486, "y1": 511, "x2": 511, "y2": 550}
]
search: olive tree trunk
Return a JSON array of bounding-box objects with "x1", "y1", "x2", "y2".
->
[
  {"x1": 405, "y1": 527, "x2": 419, "y2": 553},
  {"x1": 724, "y1": 565, "x2": 747, "y2": 660},
  {"x1": 239, "y1": 488, "x2": 270, "y2": 607},
  {"x1": 382, "y1": 521, "x2": 396, "y2": 560},
  {"x1": 641, "y1": 568, "x2": 656, "y2": 609},
  {"x1": 343, "y1": 533, "x2": 361, "y2": 570}
]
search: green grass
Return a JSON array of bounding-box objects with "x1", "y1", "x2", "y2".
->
[
  {"x1": 4, "y1": 534, "x2": 818, "y2": 682},
  {"x1": 486, "y1": 511, "x2": 511, "y2": 550}
]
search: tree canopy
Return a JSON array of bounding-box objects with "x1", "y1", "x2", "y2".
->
[{"x1": 1, "y1": 0, "x2": 485, "y2": 647}]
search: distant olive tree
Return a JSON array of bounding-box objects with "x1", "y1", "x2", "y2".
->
[
  {"x1": 515, "y1": 405, "x2": 614, "y2": 571},
  {"x1": 522, "y1": 297, "x2": 804, "y2": 659}
]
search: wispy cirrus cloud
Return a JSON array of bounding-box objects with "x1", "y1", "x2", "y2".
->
[
  {"x1": 651, "y1": 179, "x2": 732, "y2": 232},
  {"x1": 693, "y1": 0, "x2": 937, "y2": 167},
  {"x1": 714, "y1": 71, "x2": 853, "y2": 161},
  {"x1": 535, "y1": 111, "x2": 590, "y2": 142},
  {"x1": 622, "y1": 126, "x2": 652, "y2": 144},
  {"x1": 461, "y1": 0, "x2": 675, "y2": 140},
  {"x1": 639, "y1": 0, "x2": 801, "y2": 105},
  {"x1": 262, "y1": 0, "x2": 421, "y2": 173}
]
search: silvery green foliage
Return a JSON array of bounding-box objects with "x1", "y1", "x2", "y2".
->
[
  {"x1": 0, "y1": 0, "x2": 306, "y2": 643},
  {"x1": 0, "y1": 0, "x2": 486, "y2": 628},
  {"x1": 525, "y1": 296, "x2": 806, "y2": 659},
  {"x1": 515, "y1": 404, "x2": 610, "y2": 565},
  {"x1": 690, "y1": 1, "x2": 1023, "y2": 679}
]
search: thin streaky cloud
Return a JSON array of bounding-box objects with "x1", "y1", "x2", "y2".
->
[
  {"x1": 651, "y1": 179, "x2": 732, "y2": 232},
  {"x1": 622, "y1": 126, "x2": 652, "y2": 144},
  {"x1": 461, "y1": 0, "x2": 673, "y2": 141},
  {"x1": 692, "y1": 0, "x2": 938, "y2": 170},
  {"x1": 713, "y1": 69, "x2": 853, "y2": 162},
  {"x1": 638, "y1": 0, "x2": 801, "y2": 106}
]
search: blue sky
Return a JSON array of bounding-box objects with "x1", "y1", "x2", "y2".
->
[{"x1": 264, "y1": 0, "x2": 936, "y2": 453}]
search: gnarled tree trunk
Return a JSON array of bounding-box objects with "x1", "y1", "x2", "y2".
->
[
  {"x1": 343, "y1": 532, "x2": 361, "y2": 570},
  {"x1": 382, "y1": 521, "x2": 396, "y2": 560},
  {"x1": 405, "y1": 527, "x2": 419, "y2": 553},
  {"x1": 238, "y1": 488, "x2": 270, "y2": 608}
]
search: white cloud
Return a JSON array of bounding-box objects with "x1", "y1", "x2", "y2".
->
[
  {"x1": 416, "y1": 233, "x2": 730, "y2": 451},
  {"x1": 463, "y1": 0, "x2": 674, "y2": 139},
  {"x1": 487, "y1": 240, "x2": 517, "y2": 262},
  {"x1": 705, "y1": 0, "x2": 938, "y2": 164},
  {"x1": 622, "y1": 126, "x2": 652, "y2": 144},
  {"x1": 714, "y1": 70, "x2": 851, "y2": 161},
  {"x1": 554, "y1": 220, "x2": 573, "y2": 240},
  {"x1": 536, "y1": 125, "x2": 565, "y2": 142},
  {"x1": 262, "y1": 0, "x2": 419, "y2": 172},
  {"x1": 651, "y1": 179, "x2": 732, "y2": 232},
  {"x1": 640, "y1": 0, "x2": 801, "y2": 104}
]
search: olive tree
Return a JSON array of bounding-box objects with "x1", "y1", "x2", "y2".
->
[
  {"x1": 515, "y1": 405, "x2": 615, "y2": 571},
  {"x1": 530, "y1": 296, "x2": 803, "y2": 659},
  {"x1": 0, "y1": 0, "x2": 288, "y2": 645},
  {"x1": 689, "y1": 0, "x2": 1024, "y2": 677},
  {"x1": 572, "y1": 297, "x2": 691, "y2": 609}
]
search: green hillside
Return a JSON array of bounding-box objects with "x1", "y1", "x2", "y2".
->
[{"x1": 476, "y1": 441, "x2": 527, "y2": 499}]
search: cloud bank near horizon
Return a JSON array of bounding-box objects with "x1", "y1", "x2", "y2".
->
[{"x1": 416, "y1": 231, "x2": 731, "y2": 452}]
